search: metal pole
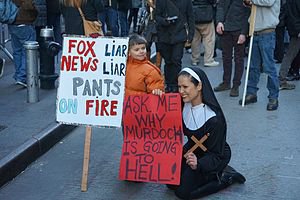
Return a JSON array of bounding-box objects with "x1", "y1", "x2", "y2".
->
[
  {"x1": 241, "y1": 5, "x2": 257, "y2": 107},
  {"x1": 24, "y1": 41, "x2": 39, "y2": 103}
]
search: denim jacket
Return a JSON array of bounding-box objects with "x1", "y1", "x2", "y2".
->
[{"x1": 0, "y1": 0, "x2": 19, "y2": 24}]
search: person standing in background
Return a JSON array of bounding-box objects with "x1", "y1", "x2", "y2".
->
[
  {"x1": 190, "y1": 0, "x2": 219, "y2": 67},
  {"x1": 214, "y1": 0, "x2": 250, "y2": 97},
  {"x1": 118, "y1": 0, "x2": 131, "y2": 37},
  {"x1": 240, "y1": 0, "x2": 280, "y2": 111},
  {"x1": 46, "y1": 0, "x2": 62, "y2": 44},
  {"x1": 8, "y1": 0, "x2": 38, "y2": 87},
  {"x1": 33, "y1": 0, "x2": 47, "y2": 44},
  {"x1": 99, "y1": 0, "x2": 119, "y2": 36},
  {"x1": 278, "y1": 0, "x2": 300, "y2": 90},
  {"x1": 155, "y1": 0, "x2": 195, "y2": 93},
  {"x1": 128, "y1": 0, "x2": 142, "y2": 33}
]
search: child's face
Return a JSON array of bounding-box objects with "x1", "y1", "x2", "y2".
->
[{"x1": 129, "y1": 44, "x2": 147, "y2": 61}]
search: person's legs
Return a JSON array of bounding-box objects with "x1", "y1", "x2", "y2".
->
[
  {"x1": 214, "y1": 31, "x2": 233, "y2": 92},
  {"x1": 132, "y1": 8, "x2": 139, "y2": 32},
  {"x1": 8, "y1": 25, "x2": 36, "y2": 84},
  {"x1": 260, "y1": 32, "x2": 279, "y2": 100},
  {"x1": 246, "y1": 35, "x2": 262, "y2": 96},
  {"x1": 191, "y1": 24, "x2": 202, "y2": 65},
  {"x1": 99, "y1": 9, "x2": 108, "y2": 34},
  {"x1": 107, "y1": 7, "x2": 119, "y2": 36},
  {"x1": 202, "y1": 22, "x2": 216, "y2": 65},
  {"x1": 232, "y1": 31, "x2": 245, "y2": 88},
  {"x1": 118, "y1": 9, "x2": 129, "y2": 37},
  {"x1": 279, "y1": 37, "x2": 300, "y2": 81},
  {"x1": 221, "y1": 31, "x2": 234, "y2": 86},
  {"x1": 47, "y1": 12, "x2": 62, "y2": 44},
  {"x1": 274, "y1": 25, "x2": 285, "y2": 63},
  {"x1": 169, "y1": 42, "x2": 184, "y2": 91},
  {"x1": 175, "y1": 163, "x2": 207, "y2": 199},
  {"x1": 160, "y1": 42, "x2": 184, "y2": 92}
]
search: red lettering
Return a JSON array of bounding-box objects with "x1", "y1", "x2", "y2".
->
[
  {"x1": 86, "y1": 100, "x2": 94, "y2": 114},
  {"x1": 110, "y1": 100, "x2": 118, "y2": 115},
  {"x1": 100, "y1": 100, "x2": 109, "y2": 116},
  {"x1": 86, "y1": 41, "x2": 96, "y2": 57},
  {"x1": 68, "y1": 39, "x2": 77, "y2": 53},
  {"x1": 61, "y1": 55, "x2": 71, "y2": 71},
  {"x1": 85, "y1": 100, "x2": 118, "y2": 116}
]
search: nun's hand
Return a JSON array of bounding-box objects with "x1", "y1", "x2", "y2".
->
[
  {"x1": 184, "y1": 152, "x2": 197, "y2": 170},
  {"x1": 152, "y1": 89, "x2": 164, "y2": 96}
]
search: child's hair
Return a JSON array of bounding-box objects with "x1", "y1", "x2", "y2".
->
[{"x1": 128, "y1": 34, "x2": 147, "y2": 50}]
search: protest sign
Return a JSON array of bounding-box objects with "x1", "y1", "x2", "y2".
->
[
  {"x1": 119, "y1": 93, "x2": 183, "y2": 185},
  {"x1": 56, "y1": 36, "x2": 128, "y2": 127}
]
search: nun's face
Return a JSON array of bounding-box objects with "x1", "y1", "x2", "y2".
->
[{"x1": 178, "y1": 75, "x2": 202, "y2": 106}]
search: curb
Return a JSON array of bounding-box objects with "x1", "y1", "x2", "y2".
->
[
  {"x1": 0, "y1": 123, "x2": 77, "y2": 188},
  {"x1": 0, "y1": 53, "x2": 158, "y2": 188}
]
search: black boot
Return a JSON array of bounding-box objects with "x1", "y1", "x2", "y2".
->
[
  {"x1": 189, "y1": 166, "x2": 246, "y2": 199},
  {"x1": 220, "y1": 165, "x2": 246, "y2": 185}
]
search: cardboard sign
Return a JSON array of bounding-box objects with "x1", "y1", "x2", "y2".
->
[
  {"x1": 119, "y1": 94, "x2": 183, "y2": 185},
  {"x1": 56, "y1": 36, "x2": 129, "y2": 127}
]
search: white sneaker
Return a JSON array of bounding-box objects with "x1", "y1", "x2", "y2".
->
[
  {"x1": 191, "y1": 62, "x2": 198, "y2": 66},
  {"x1": 186, "y1": 49, "x2": 192, "y2": 54},
  {"x1": 204, "y1": 61, "x2": 219, "y2": 67},
  {"x1": 16, "y1": 81, "x2": 27, "y2": 87}
]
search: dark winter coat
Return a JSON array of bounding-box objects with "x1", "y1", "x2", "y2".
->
[
  {"x1": 216, "y1": 0, "x2": 250, "y2": 35},
  {"x1": 103, "y1": 0, "x2": 118, "y2": 9},
  {"x1": 285, "y1": 0, "x2": 300, "y2": 37},
  {"x1": 12, "y1": 0, "x2": 38, "y2": 24},
  {"x1": 155, "y1": 0, "x2": 195, "y2": 44},
  {"x1": 118, "y1": 0, "x2": 131, "y2": 11},
  {"x1": 46, "y1": 0, "x2": 60, "y2": 14},
  {"x1": 33, "y1": 0, "x2": 47, "y2": 26}
]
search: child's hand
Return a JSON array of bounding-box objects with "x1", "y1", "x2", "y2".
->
[{"x1": 152, "y1": 89, "x2": 164, "y2": 96}]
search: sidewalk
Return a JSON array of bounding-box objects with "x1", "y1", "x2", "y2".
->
[
  {"x1": 0, "y1": 48, "x2": 299, "y2": 199},
  {"x1": 0, "y1": 50, "x2": 76, "y2": 187}
]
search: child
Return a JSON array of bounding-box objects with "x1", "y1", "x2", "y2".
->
[{"x1": 125, "y1": 34, "x2": 164, "y2": 96}]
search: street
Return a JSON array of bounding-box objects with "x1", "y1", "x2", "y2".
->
[{"x1": 0, "y1": 50, "x2": 299, "y2": 199}]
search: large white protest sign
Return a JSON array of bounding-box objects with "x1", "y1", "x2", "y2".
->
[{"x1": 56, "y1": 36, "x2": 129, "y2": 127}]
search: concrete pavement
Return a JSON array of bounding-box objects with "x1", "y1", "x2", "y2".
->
[
  {"x1": 0, "y1": 44, "x2": 300, "y2": 199},
  {"x1": 0, "y1": 37, "x2": 76, "y2": 187}
]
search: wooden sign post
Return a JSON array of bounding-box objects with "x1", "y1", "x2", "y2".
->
[
  {"x1": 56, "y1": 36, "x2": 129, "y2": 192},
  {"x1": 81, "y1": 126, "x2": 92, "y2": 192}
]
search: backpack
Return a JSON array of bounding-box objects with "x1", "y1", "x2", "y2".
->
[{"x1": 0, "y1": 0, "x2": 18, "y2": 24}]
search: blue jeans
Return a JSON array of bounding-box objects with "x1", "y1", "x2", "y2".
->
[
  {"x1": 247, "y1": 32, "x2": 279, "y2": 100},
  {"x1": 118, "y1": 10, "x2": 129, "y2": 37},
  {"x1": 99, "y1": 7, "x2": 119, "y2": 36},
  {"x1": 8, "y1": 25, "x2": 36, "y2": 83}
]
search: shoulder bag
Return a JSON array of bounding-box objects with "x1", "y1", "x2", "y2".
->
[{"x1": 78, "y1": 7, "x2": 103, "y2": 37}]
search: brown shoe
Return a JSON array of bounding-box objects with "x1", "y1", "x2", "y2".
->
[
  {"x1": 239, "y1": 94, "x2": 257, "y2": 105},
  {"x1": 214, "y1": 82, "x2": 231, "y2": 92},
  {"x1": 230, "y1": 86, "x2": 239, "y2": 97}
]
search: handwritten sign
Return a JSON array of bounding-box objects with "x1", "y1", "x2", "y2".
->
[
  {"x1": 56, "y1": 36, "x2": 129, "y2": 127},
  {"x1": 119, "y1": 94, "x2": 183, "y2": 185}
]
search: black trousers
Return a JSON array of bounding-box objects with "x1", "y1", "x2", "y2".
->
[
  {"x1": 274, "y1": 26, "x2": 285, "y2": 62},
  {"x1": 159, "y1": 42, "x2": 185, "y2": 88},
  {"x1": 221, "y1": 31, "x2": 245, "y2": 87}
]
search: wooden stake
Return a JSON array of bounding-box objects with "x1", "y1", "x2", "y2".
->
[
  {"x1": 241, "y1": 5, "x2": 257, "y2": 107},
  {"x1": 81, "y1": 126, "x2": 92, "y2": 192}
]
